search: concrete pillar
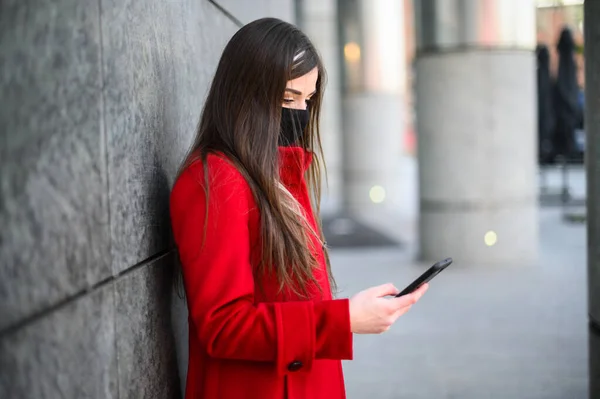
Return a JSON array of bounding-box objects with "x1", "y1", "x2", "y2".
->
[
  {"x1": 414, "y1": 0, "x2": 539, "y2": 264},
  {"x1": 298, "y1": 0, "x2": 344, "y2": 216},
  {"x1": 338, "y1": 0, "x2": 407, "y2": 216},
  {"x1": 592, "y1": 323, "x2": 600, "y2": 399},
  {"x1": 581, "y1": 4, "x2": 598, "y2": 391},
  {"x1": 585, "y1": 0, "x2": 600, "y2": 330}
]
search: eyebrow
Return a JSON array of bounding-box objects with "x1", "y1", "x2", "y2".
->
[{"x1": 285, "y1": 88, "x2": 317, "y2": 96}]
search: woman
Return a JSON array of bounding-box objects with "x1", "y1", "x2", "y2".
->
[
  {"x1": 170, "y1": 18, "x2": 428, "y2": 399},
  {"x1": 553, "y1": 27, "x2": 579, "y2": 159}
]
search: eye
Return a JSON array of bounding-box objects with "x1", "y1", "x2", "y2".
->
[{"x1": 283, "y1": 98, "x2": 294, "y2": 104}]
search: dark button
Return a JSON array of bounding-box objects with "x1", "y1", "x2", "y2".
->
[{"x1": 287, "y1": 361, "x2": 303, "y2": 372}]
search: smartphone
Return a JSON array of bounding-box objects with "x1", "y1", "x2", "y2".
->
[{"x1": 395, "y1": 257, "x2": 453, "y2": 297}]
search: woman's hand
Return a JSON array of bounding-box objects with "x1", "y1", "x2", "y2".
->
[{"x1": 348, "y1": 283, "x2": 428, "y2": 334}]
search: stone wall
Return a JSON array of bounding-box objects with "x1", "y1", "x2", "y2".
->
[{"x1": 0, "y1": 1, "x2": 293, "y2": 397}]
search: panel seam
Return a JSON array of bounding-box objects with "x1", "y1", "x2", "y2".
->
[
  {"x1": 207, "y1": 0, "x2": 243, "y2": 27},
  {"x1": 0, "y1": 250, "x2": 174, "y2": 339}
]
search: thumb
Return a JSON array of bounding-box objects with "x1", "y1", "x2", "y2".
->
[
  {"x1": 391, "y1": 292, "x2": 418, "y2": 308},
  {"x1": 368, "y1": 283, "x2": 399, "y2": 298}
]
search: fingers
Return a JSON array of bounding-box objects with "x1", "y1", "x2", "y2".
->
[
  {"x1": 390, "y1": 283, "x2": 429, "y2": 308},
  {"x1": 414, "y1": 283, "x2": 429, "y2": 297},
  {"x1": 370, "y1": 283, "x2": 399, "y2": 298},
  {"x1": 391, "y1": 292, "x2": 418, "y2": 308},
  {"x1": 382, "y1": 283, "x2": 430, "y2": 331},
  {"x1": 391, "y1": 305, "x2": 412, "y2": 320}
]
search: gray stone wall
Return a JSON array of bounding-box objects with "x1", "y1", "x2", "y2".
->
[{"x1": 0, "y1": 1, "x2": 293, "y2": 398}]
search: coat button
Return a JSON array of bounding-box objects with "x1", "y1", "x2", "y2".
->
[{"x1": 287, "y1": 361, "x2": 303, "y2": 372}]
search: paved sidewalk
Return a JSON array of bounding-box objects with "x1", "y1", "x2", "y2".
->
[{"x1": 330, "y1": 207, "x2": 588, "y2": 398}]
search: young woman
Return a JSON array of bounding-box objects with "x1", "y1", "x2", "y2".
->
[{"x1": 170, "y1": 17, "x2": 428, "y2": 399}]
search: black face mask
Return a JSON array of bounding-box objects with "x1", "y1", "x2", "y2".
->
[{"x1": 279, "y1": 107, "x2": 309, "y2": 146}]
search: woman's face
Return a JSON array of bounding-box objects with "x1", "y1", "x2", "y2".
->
[{"x1": 282, "y1": 67, "x2": 318, "y2": 110}]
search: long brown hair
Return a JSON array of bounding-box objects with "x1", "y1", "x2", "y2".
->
[{"x1": 177, "y1": 18, "x2": 334, "y2": 297}]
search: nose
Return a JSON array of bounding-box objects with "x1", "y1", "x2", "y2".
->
[{"x1": 295, "y1": 100, "x2": 308, "y2": 111}]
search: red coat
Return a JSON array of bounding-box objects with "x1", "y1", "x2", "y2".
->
[{"x1": 170, "y1": 146, "x2": 353, "y2": 399}]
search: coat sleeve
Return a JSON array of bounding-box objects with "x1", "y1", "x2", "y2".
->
[{"x1": 170, "y1": 158, "x2": 353, "y2": 374}]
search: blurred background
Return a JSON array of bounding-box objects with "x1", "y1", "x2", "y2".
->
[{"x1": 1, "y1": 0, "x2": 598, "y2": 398}]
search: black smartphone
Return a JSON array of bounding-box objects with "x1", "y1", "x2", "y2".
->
[{"x1": 395, "y1": 257, "x2": 453, "y2": 297}]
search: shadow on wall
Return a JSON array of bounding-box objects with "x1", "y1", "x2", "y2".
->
[
  {"x1": 146, "y1": 101, "x2": 189, "y2": 398},
  {"x1": 117, "y1": 163, "x2": 183, "y2": 399},
  {"x1": 127, "y1": 11, "x2": 191, "y2": 393},
  {"x1": 171, "y1": 271, "x2": 190, "y2": 396}
]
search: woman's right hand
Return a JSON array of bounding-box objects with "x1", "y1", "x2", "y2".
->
[{"x1": 348, "y1": 283, "x2": 428, "y2": 334}]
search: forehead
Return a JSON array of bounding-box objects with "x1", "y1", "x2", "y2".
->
[{"x1": 285, "y1": 67, "x2": 319, "y2": 93}]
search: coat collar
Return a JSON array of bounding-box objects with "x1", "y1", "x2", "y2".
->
[{"x1": 278, "y1": 146, "x2": 313, "y2": 186}]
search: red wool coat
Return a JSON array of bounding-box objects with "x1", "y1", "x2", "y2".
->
[{"x1": 170, "y1": 146, "x2": 353, "y2": 399}]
